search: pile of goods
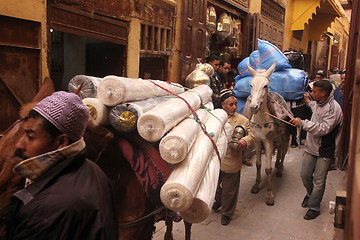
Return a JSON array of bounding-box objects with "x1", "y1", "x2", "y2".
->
[
  {"x1": 234, "y1": 39, "x2": 308, "y2": 113},
  {"x1": 68, "y1": 75, "x2": 230, "y2": 223}
]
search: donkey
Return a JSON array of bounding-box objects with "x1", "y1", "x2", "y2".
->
[{"x1": 243, "y1": 63, "x2": 291, "y2": 206}]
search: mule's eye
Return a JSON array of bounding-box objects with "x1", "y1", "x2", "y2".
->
[{"x1": 250, "y1": 84, "x2": 252, "y2": 88}]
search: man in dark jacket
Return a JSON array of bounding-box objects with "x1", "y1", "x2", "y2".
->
[{"x1": 7, "y1": 91, "x2": 118, "y2": 240}]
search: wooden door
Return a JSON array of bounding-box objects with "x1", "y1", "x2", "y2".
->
[
  {"x1": 0, "y1": 16, "x2": 40, "y2": 133},
  {"x1": 180, "y1": 0, "x2": 207, "y2": 84}
]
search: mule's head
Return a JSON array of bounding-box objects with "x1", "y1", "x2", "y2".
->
[{"x1": 247, "y1": 62, "x2": 276, "y2": 114}]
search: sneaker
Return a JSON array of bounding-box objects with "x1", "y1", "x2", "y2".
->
[
  {"x1": 301, "y1": 195, "x2": 309, "y2": 208},
  {"x1": 212, "y1": 202, "x2": 221, "y2": 211},
  {"x1": 304, "y1": 209, "x2": 320, "y2": 220},
  {"x1": 221, "y1": 215, "x2": 231, "y2": 225}
]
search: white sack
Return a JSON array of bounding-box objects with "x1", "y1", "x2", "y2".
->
[
  {"x1": 137, "y1": 85, "x2": 213, "y2": 142},
  {"x1": 160, "y1": 109, "x2": 227, "y2": 212},
  {"x1": 97, "y1": 76, "x2": 185, "y2": 106}
]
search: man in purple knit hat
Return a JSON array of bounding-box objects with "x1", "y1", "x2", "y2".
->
[{"x1": 7, "y1": 91, "x2": 118, "y2": 240}]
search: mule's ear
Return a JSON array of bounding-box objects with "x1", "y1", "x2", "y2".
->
[
  {"x1": 246, "y1": 64, "x2": 257, "y2": 77},
  {"x1": 264, "y1": 62, "x2": 276, "y2": 78}
]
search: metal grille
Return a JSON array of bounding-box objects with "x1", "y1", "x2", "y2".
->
[
  {"x1": 261, "y1": 0, "x2": 285, "y2": 24},
  {"x1": 140, "y1": 24, "x2": 172, "y2": 54}
]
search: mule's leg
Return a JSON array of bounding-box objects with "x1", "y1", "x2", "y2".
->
[
  {"x1": 251, "y1": 141, "x2": 262, "y2": 194},
  {"x1": 164, "y1": 217, "x2": 174, "y2": 240},
  {"x1": 264, "y1": 141, "x2": 274, "y2": 206},
  {"x1": 275, "y1": 133, "x2": 290, "y2": 177},
  {"x1": 184, "y1": 220, "x2": 192, "y2": 240}
]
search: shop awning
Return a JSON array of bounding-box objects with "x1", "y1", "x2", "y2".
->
[{"x1": 291, "y1": 0, "x2": 345, "y2": 39}]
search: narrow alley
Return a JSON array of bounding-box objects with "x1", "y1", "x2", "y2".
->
[{"x1": 153, "y1": 146, "x2": 347, "y2": 240}]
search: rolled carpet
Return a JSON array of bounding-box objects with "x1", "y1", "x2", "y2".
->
[
  {"x1": 97, "y1": 76, "x2": 185, "y2": 106},
  {"x1": 109, "y1": 97, "x2": 169, "y2": 133},
  {"x1": 137, "y1": 85, "x2": 213, "y2": 142},
  {"x1": 180, "y1": 128, "x2": 228, "y2": 223},
  {"x1": 159, "y1": 102, "x2": 213, "y2": 164},
  {"x1": 160, "y1": 109, "x2": 227, "y2": 212},
  {"x1": 68, "y1": 75, "x2": 101, "y2": 99},
  {"x1": 82, "y1": 97, "x2": 109, "y2": 126}
]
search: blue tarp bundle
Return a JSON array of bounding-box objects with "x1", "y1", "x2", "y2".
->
[
  {"x1": 234, "y1": 39, "x2": 307, "y2": 106},
  {"x1": 237, "y1": 40, "x2": 291, "y2": 78},
  {"x1": 234, "y1": 68, "x2": 308, "y2": 101},
  {"x1": 236, "y1": 97, "x2": 247, "y2": 114}
]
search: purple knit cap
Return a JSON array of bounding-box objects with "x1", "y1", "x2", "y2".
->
[{"x1": 33, "y1": 91, "x2": 89, "y2": 141}]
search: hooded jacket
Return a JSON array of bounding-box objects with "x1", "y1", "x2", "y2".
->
[
  {"x1": 302, "y1": 95, "x2": 343, "y2": 159},
  {"x1": 7, "y1": 139, "x2": 118, "y2": 240}
]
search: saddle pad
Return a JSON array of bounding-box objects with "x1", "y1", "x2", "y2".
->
[{"x1": 117, "y1": 138, "x2": 171, "y2": 206}]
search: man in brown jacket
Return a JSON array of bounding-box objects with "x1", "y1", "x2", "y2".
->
[{"x1": 212, "y1": 89, "x2": 255, "y2": 225}]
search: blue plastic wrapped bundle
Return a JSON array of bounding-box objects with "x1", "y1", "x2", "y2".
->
[
  {"x1": 233, "y1": 68, "x2": 307, "y2": 101},
  {"x1": 237, "y1": 57, "x2": 250, "y2": 78},
  {"x1": 233, "y1": 76, "x2": 252, "y2": 98},
  {"x1": 236, "y1": 97, "x2": 247, "y2": 114},
  {"x1": 269, "y1": 69, "x2": 307, "y2": 100},
  {"x1": 237, "y1": 39, "x2": 291, "y2": 78},
  {"x1": 257, "y1": 39, "x2": 291, "y2": 71}
]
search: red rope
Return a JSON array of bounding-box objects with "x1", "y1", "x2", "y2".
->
[{"x1": 147, "y1": 80, "x2": 222, "y2": 162}]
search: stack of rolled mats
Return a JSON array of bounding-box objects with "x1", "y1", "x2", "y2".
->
[{"x1": 68, "y1": 75, "x2": 230, "y2": 223}]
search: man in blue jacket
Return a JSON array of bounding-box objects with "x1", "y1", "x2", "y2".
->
[
  {"x1": 290, "y1": 80, "x2": 343, "y2": 220},
  {"x1": 7, "y1": 91, "x2": 118, "y2": 239}
]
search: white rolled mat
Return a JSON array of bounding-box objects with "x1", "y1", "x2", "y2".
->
[
  {"x1": 97, "y1": 76, "x2": 185, "y2": 106},
  {"x1": 160, "y1": 109, "x2": 228, "y2": 212},
  {"x1": 159, "y1": 102, "x2": 214, "y2": 164},
  {"x1": 82, "y1": 98, "x2": 109, "y2": 125},
  {"x1": 180, "y1": 130, "x2": 228, "y2": 223},
  {"x1": 68, "y1": 75, "x2": 101, "y2": 99},
  {"x1": 137, "y1": 85, "x2": 213, "y2": 142},
  {"x1": 109, "y1": 97, "x2": 169, "y2": 133}
]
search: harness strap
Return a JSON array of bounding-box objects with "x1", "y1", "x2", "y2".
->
[{"x1": 118, "y1": 206, "x2": 165, "y2": 228}]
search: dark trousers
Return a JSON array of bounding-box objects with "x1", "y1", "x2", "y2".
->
[{"x1": 214, "y1": 170, "x2": 241, "y2": 217}]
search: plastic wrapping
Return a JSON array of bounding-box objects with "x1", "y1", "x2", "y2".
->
[
  {"x1": 82, "y1": 98, "x2": 109, "y2": 125},
  {"x1": 257, "y1": 39, "x2": 291, "y2": 71},
  {"x1": 185, "y1": 63, "x2": 214, "y2": 89},
  {"x1": 97, "y1": 76, "x2": 185, "y2": 106},
  {"x1": 137, "y1": 85, "x2": 213, "y2": 142},
  {"x1": 234, "y1": 68, "x2": 307, "y2": 100},
  {"x1": 160, "y1": 109, "x2": 227, "y2": 212},
  {"x1": 109, "y1": 97, "x2": 169, "y2": 133},
  {"x1": 180, "y1": 129, "x2": 228, "y2": 223},
  {"x1": 237, "y1": 39, "x2": 291, "y2": 78},
  {"x1": 206, "y1": 6, "x2": 217, "y2": 34},
  {"x1": 217, "y1": 13, "x2": 232, "y2": 40},
  {"x1": 159, "y1": 102, "x2": 214, "y2": 164},
  {"x1": 68, "y1": 75, "x2": 101, "y2": 99}
]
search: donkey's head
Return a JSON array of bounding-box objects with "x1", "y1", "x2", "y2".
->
[{"x1": 247, "y1": 62, "x2": 276, "y2": 114}]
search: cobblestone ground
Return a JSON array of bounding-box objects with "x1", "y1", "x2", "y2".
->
[{"x1": 153, "y1": 145, "x2": 347, "y2": 240}]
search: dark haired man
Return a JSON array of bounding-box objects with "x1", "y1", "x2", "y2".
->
[
  {"x1": 206, "y1": 54, "x2": 223, "y2": 108},
  {"x1": 290, "y1": 80, "x2": 343, "y2": 220},
  {"x1": 218, "y1": 60, "x2": 234, "y2": 89},
  {"x1": 7, "y1": 91, "x2": 118, "y2": 239}
]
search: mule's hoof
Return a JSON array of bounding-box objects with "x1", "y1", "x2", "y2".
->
[
  {"x1": 276, "y1": 172, "x2": 283, "y2": 177},
  {"x1": 251, "y1": 186, "x2": 260, "y2": 194},
  {"x1": 266, "y1": 199, "x2": 274, "y2": 206}
]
